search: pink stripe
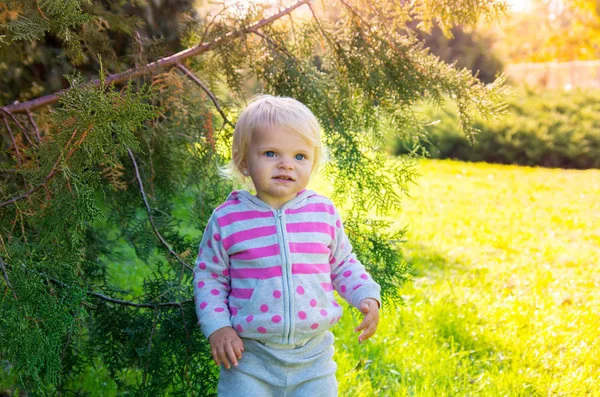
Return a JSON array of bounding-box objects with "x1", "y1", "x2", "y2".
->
[
  {"x1": 230, "y1": 288, "x2": 254, "y2": 299},
  {"x1": 222, "y1": 226, "x2": 277, "y2": 250},
  {"x1": 292, "y1": 264, "x2": 330, "y2": 274},
  {"x1": 231, "y1": 244, "x2": 280, "y2": 260},
  {"x1": 286, "y1": 222, "x2": 335, "y2": 239},
  {"x1": 216, "y1": 199, "x2": 241, "y2": 211},
  {"x1": 286, "y1": 203, "x2": 335, "y2": 215},
  {"x1": 217, "y1": 210, "x2": 272, "y2": 227},
  {"x1": 230, "y1": 266, "x2": 282, "y2": 279},
  {"x1": 289, "y1": 242, "x2": 330, "y2": 254},
  {"x1": 320, "y1": 282, "x2": 334, "y2": 292}
]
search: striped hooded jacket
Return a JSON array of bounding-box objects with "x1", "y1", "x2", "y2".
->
[{"x1": 193, "y1": 189, "x2": 381, "y2": 345}]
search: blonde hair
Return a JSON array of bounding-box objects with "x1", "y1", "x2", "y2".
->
[{"x1": 221, "y1": 95, "x2": 326, "y2": 185}]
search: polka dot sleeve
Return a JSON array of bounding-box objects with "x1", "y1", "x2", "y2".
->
[
  {"x1": 193, "y1": 213, "x2": 232, "y2": 338},
  {"x1": 329, "y1": 207, "x2": 381, "y2": 309}
]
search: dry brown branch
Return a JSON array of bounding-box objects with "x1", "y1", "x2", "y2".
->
[
  {"x1": 26, "y1": 109, "x2": 41, "y2": 143},
  {"x1": 1, "y1": 108, "x2": 34, "y2": 146},
  {"x1": 127, "y1": 148, "x2": 194, "y2": 273},
  {"x1": 0, "y1": 234, "x2": 9, "y2": 258},
  {"x1": 1, "y1": 0, "x2": 311, "y2": 116},
  {"x1": 35, "y1": 0, "x2": 49, "y2": 21},
  {"x1": 175, "y1": 63, "x2": 234, "y2": 129},
  {"x1": 14, "y1": 202, "x2": 28, "y2": 245},
  {"x1": 3, "y1": 115, "x2": 22, "y2": 167}
]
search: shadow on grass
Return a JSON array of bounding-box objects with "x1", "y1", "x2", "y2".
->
[{"x1": 401, "y1": 241, "x2": 486, "y2": 279}]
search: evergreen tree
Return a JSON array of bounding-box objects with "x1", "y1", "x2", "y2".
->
[{"x1": 1, "y1": 0, "x2": 507, "y2": 394}]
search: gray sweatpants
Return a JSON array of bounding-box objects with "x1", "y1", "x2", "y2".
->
[{"x1": 218, "y1": 331, "x2": 337, "y2": 397}]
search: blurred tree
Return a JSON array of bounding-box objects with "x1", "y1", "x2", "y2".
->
[
  {"x1": 0, "y1": 0, "x2": 507, "y2": 394},
  {"x1": 409, "y1": 22, "x2": 504, "y2": 84},
  {"x1": 496, "y1": 0, "x2": 600, "y2": 62}
]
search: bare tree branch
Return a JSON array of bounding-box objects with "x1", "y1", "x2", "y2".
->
[
  {"x1": 176, "y1": 63, "x2": 234, "y2": 129},
  {"x1": 0, "y1": 256, "x2": 18, "y2": 300},
  {"x1": 127, "y1": 148, "x2": 194, "y2": 273},
  {"x1": 141, "y1": 307, "x2": 159, "y2": 392},
  {"x1": 7, "y1": 260, "x2": 194, "y2": 308},
  {"x1": 200, "y1": 3, "x2": 236, "y2": 45},
  {"x1": 253, "y1": 29, "x2": 293, "y2": 57},
  {"x1": 1, "y1": 0, "x2": 311, "y2": 116},
  {"x1": 26, "y1": 109, "x2": 41, "y2": 143},
  {"x1": 2, "y1": 115, "x2": 23, "y2": 168},
  {"x1": 89, "y1": 290, "x2": 192, "y2": 308},
  {"x1": 1, "y1": 108, "x2": 34, "y2": 146}
]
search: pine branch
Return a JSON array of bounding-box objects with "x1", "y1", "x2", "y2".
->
[
  {"x1": 175, "y1": 63, "x2": 234, "y2": 129},
  {"x1": 0, "y1": 126, "x2": 91, "y2": 209},
  {"x1": 127, "y1": 148, "x2": 194, "y2": 273},
  {"x1": 1, "y1": 0, "x2": 312, "y2": 116},
  {"x1": 337, "y1": 0, "x2": 421, "y2": 72}
]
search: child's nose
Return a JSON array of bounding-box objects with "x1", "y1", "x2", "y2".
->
[{"x1": 278, "y1": 157, "x2": 294, "y2": 169}]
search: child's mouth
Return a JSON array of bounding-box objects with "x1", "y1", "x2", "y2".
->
[{"x1": 273, "y1": 176, "x2": 294, "y2": 181}]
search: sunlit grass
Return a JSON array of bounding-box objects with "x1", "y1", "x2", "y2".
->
[{"x1": 325, "y1": 159, "x2": 600, "y2": 396}]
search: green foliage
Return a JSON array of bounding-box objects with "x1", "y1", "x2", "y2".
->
[
  {"x1": 1, "y1": 0, "x2": 507, "y2": 394},
  {"x1": 3, "y1": 0, "x2": 92, "y2": 62},
  {"x1": 393, "y1": 89, "x2": 600, "y2": 169}
]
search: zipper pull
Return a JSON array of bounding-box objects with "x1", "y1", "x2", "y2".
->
[{"x1": 277, "y1": 209, "x2": 282, "y2": 219}]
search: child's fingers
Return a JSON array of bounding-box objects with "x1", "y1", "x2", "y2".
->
[
  {"x1": 210, "y1": 345, "x2": 220, "y2": 367},
  {"x1": 214, "y1": 343, "x2": 233, "y2": 369},
  {"x1": 358, "y1": 321, "x2": 378, "y2": 343},
  {"x1": 232, "y1": 339, "x2": 245, "y2": 359},
  {"x1": 225, "y1": 343, "x2": 239, "y2": 367},
  {"x1": 358, "y1": 320, "x2": 378, "y2": 343},
  {"x1": 355, "y1": 311, "x2": 375, "y2": 332}
]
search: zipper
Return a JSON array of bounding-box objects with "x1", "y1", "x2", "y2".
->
[{"x1": 276, "y1": 208, "x2": 294, "y2": 344}]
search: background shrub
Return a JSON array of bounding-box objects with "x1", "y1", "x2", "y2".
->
[{"x1": 392, "y1": 89, "x2": 600, "y2": 169}]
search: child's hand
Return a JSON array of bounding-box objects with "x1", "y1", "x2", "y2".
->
[
  {"x1": 208, "y1": 326, "x2": 245, "y2": 369},
  {"x1": 355, "y1": 298, "x2": 380, "y2": 343}
]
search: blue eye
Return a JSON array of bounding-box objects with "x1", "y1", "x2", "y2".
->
[
  {"x1": 295, "y1": 154, "x2": 305, "y2": 160},
  {"x1": 265, "y1": 151, "x2": 275, "y2": 157}
]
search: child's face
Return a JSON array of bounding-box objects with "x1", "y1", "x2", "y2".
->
[{"x1": 242, "y1": 127, "x2": 315, "y2": 209}]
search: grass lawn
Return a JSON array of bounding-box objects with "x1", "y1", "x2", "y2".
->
[{"x1": 327, "y1": 159, "x2": 600, "y2": 396}]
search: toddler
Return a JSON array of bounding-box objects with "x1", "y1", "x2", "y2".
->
[{"x1": 193, "y1": 95, "x2": 381, "y2": 396}]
